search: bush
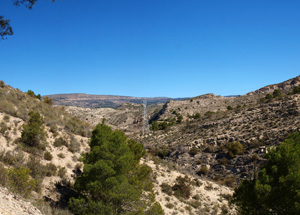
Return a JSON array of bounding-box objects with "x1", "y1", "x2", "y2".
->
[
  {"x1": 199, "y1": 166, "x2": 209, "y2": 175},
  {"x1": 172, "y1": 175, "x2": 192, "y2": 199},
  {"x1": 293, "y1": 86, "x2": 300, "y2": 94},
  {"x1": 265, "y1": 94, "x2": 272, "y2": 99},
  {"x1": 151, "y1": 121, "x2": 159, "y2": 131},
  {"x1": 0, "y1": 80, "x2": 4, "y2": 88},
  {"x1": 7, "y1": 166, "x2": 37, "y2": 197},
  {"x1": 227, "y1": 106, "x2": 233, "y2": 110},
  {"x1": 204, "y1": 111, "x2": 214, "y2": 118},
  {"x1": 45, "y1": 163, "x2": 57, "y2": 176},
  {"x1": 273, "y1": 89, "x2": 282, "y2": 98},
  {"x1": 165, "y1": 203, "x2": 174, "y2": 209},
  {"x1": 68, "y1": 135, "x2": 80, "y2": 153},
  {"x1": 227, "y1": 141, "x2": 244, "y2": 158},
  {"x1": 58, "y1": 166, "x2": 67, "y2": 178},
  {"x1": 57, "y1": 153, "x2": 65, "y2": 159},
  {"x1": 43, "y1": 96, "x2": 53, "y2": 105},
  {"x1": 161, "y1": 182, "x2": 173, "y2": 195},
  {"x1": 54, "y1": 137, "x2": 68, "y2": 147},
  {"x1": 21, "y1": 111, "x2": 46, "y2": 149},
  {"x1": 189, "y1": 146, "x2": 199, "y2": 156},
  {"x1": 224, "y1": 177, "x2": 235, "y2": 188},
  {"x1": 0, "y1": 163, "x2": 7, "y2": 186},
  {"x1": 44, "y1": 151, "x2": 53, "y2": 161}
]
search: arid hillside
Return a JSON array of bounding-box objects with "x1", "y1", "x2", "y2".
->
[
  {"x1": 0, "y1": 80, "x2": 237, "y2": 215},
  {"x1": 134, "y1": 75, "x2": 300, "y2": 186}
]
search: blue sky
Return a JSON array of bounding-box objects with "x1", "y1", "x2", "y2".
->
[{"x1": 0, "y1": 0, "x2": 299, "y2": 97}]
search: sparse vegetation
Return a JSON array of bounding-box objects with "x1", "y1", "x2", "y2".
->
[
  {"x1": 0, "y1": 165, "x2": 37, "y2": 198},
  {"x1": 43, "y1": 151, "x2": 53, "y2": 161}
]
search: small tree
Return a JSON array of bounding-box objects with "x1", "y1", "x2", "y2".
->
[
  {"x1": 273, "y1": 89, "x2": 282, "y2": 98},
  {"x1": 227, "y1": 106, "x2": 233, "y2": 110},
  {"x1": 172, "y1": 175, "x2": 192, "y2": 199},
  {"x1": 151, "y1": 121, "x2": 159, "y2": 131},
  {"x1": 293, "y1": 86, "x2": 300, "y2": 94},
  {"x1": 43, "y1": 96, "x2": 53, "y2": 105},
  {"x1": 21, "y1": 111, "x2": 45, "y2": 148},
  {"x1": 69, "y1": 123, "x2": 161, "y2": 214}
]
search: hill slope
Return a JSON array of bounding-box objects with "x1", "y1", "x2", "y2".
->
[{"x1": 135, "y1": 75, "x2": 300, "y2": 185}]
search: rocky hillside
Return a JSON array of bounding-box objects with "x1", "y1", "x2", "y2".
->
[
  {"x1": 0, "y1": 82, "x2": 91, "y2": 214},
  {"x1": 45, "y1": 93, "x2": 187, "y2": 108},
  {"x1": 135, "y1": 75, "x2": 300, "y2": 186},
  {"x1": 64, "y1": 102, "x2": 162, "y2": 135},
  {"x1": 247, "y1": 75, "x2": 300, "y2": 95},
  {"x1": 0, "y1": 81, "x2": 237, "y2": 215}
]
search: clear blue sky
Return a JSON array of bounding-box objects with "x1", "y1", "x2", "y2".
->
[{"x1": 0, "y1": 0, "x2": 300, "y2": 97}]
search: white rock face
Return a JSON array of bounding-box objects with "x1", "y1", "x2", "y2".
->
[{"x1": 0, "y1": 187, "x2": 42, "y2": 215}]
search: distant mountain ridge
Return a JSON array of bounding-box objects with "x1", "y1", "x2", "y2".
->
[{"x1": 44, "y1": 93, "x2": 189, "y2": 108}]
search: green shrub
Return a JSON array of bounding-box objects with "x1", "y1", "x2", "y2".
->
[
  {"x1": 0, "y1": 121, "x2": 8, "y2": 134},
  {"x1": 204, "y1": 111, "x2": 215, "y2": 118},
  {"x1": 54, "y1": 137, "x2": 68, "y2": 147},
  {"x1": 273, "y1": 89, "x2": 282, "y2": 98},
  {"x1": 172, "y1": 175, "x2": 192, "y2": 199},
  {"x1": 165, "y1": 202, "x2": 174, "y2": 209},
  {"x1": 21, "y1": 111, "x2": 46, "y2": 149},
  {"x1": 293, "y1": 86, "x2": 300, "y2": 94},
  {"x1": 189, "y1": 200, "x2": 201, "y2": 208},
  {"x1": 58, "y1": 166, "x2": 67, "y2": 178},
  {"x1": 3, "y1": 115, "x2": 10, "y2": 122},
  {"x1": 45, "y1": 163, "x2": 57, "y2": 176},
  {"x1": 265, "y1": 94, "x2": 272, "y2": 99},
  {"x1": 44, "y1": 151, "x2": 53, "y2": 161},
  {"x1": 68, "y1": 135, "x2": 80, "y2": 153},
  {"x1": 0, "y1": 80, "x2": 4, "y2": 88},
  {"x1": 227, "y1": 106, "x2": 233, "y2": 110},
  {"x1": 189, "y1": 147, "x2": 199, "y2": 156},
  {"x1": 161, "y1": 182, "x2": 173, "y2": 195},
  {"x1": 7, "y1": 166, "x2": 37, "y2": 197},
  {"x1": 227, "y1": 141, "x2": 244, "y2": 158},
  {"x1": 0, "y1": 150, "x2": 25, "y2": 167},
  {"x1": 150, "y1": 121, "x2": 159, "y2": 131},
  {"x1": 43, "y1": 96, "x2": 53, "y2": 105},
  {"x1": 58, "y1": 153, "x2": 65, "y2": 159},
  {"x1": 145, "y1": 202, "x2": 164, "y2": 215},
  {"x1": 0, "y1": 163, "x2": 7, "y2": 186},
  {"x1": 199, "y1": 166, "x2": 209, "y2": 175}
]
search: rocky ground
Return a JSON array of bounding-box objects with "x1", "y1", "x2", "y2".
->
[
  {"x1": 0, "y1": 187, "x2": 42, "y2": 215},
  {"x1": 136, "y1": 92, "x2": 300, "y2": 185},
  {"x1": 145, "y1": 157, "x2": 235, "y2": 215}
]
